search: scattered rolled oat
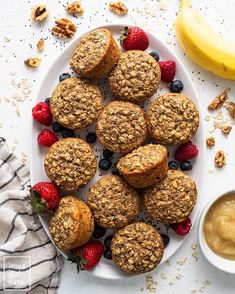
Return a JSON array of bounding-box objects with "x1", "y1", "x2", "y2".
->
[
  {"x1": 215, "y1": 150, "x2": 226, "y2": 168},
  {"x1": 207, "y1": 88, "x2": 230, "y2": 111},
  {"x1": 221, "y1": 125, "x2": 232, "y2": 135},
  {"x1": 109, "y1": 1, "x2": 128, "y2": 16},
  {"x1": 176, "y1": 257, "x2": 187, "y2": 266},
  {"x1": 31, "y1": 5, "x2": 48, "y2": 22},
  {"x1": 66, "y1": 1, "x2": 84, "y2": 15},
  {"x1": 160, "y1": 272, "x2": 167, "y2": 279},
  {"x1": 206, "y1": 137, "x2": 215, "y2": 148},
  {"x1": 37, "y1": 38, "x2": 45, "y2": 52},
  {"x1": 204, "y1": 115, "x2": 210, "y2": 121},
  {"x1": 52, "y1": 18, "x2": 77, "y2": 39},
  {"x1": 24, "y1": 56, "x2": 41, "y2": 68},
  {"x1": 226, "y1": 101, "x2": 235, "y2": 119}
]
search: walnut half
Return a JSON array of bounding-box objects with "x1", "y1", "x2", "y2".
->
[
  {"x1": 109, "y1": 1, "x2": 128, "y2": 16},
  {"x1": 206, "y1": 137, "x2": 215, "y2": 148},
  {"x1": 31, "y1": 5, "x2": 48, "y2": 22},
  {"x1": 66, "y1": 1, "x2": 84, "y2": 15},
  {"x1": 215, "y1": 150, "x2": 226, "y2": 168},
  {"x1": 24, "y1": 57, "x2": 41, "y2": 68},
  {"x1": 52, "y1": 18, "x2": 77, "y2": 39}
]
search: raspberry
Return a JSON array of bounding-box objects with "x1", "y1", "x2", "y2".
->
[
  {"x1": 159, "y1": 60, "x2": 176, "y2": 83},
  {"x1": 170, "y1": 217, "x2": 192, "y2": 236},
  {"x1": 38, "y1": 129, "x2": 58, "y2": 147},
  {"x1": 32, "y1": 102, "x2": 52, "y2": 126},
  {"x1": 175, "y1": 141, "x2": 199, "y2": 162}
]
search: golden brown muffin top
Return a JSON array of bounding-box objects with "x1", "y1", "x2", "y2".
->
[
  {"x1": 117, "y1": 144, "x2": 168, "y2": 174},
  {"x1": 87, "y1": 175, "x2": 140, "y2": 228},
  {"x1": 144, "y1": 170, "x2": 197, "y2": 223},
  {"x1": 111, "y1": 222, "x2": 164, "y2": 274},
  {"x1": 44, "y1": 138, "x2": 96, "y2": 191},
  {"x1": 50, "y1": 77, "x2": 103, "y2": 129},
  {"x1": 109, "y1": 50, "x2": 161, "y2": 103},
  {"x1": 96, "y1": 101, "x2": 147, "y2": 153},
  {"x1": 146, "y1": 93, "x2": 199, "y2": 145}
]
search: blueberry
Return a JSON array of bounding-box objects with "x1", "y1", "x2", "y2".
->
[
  {"x1": 103, "y1": 249, "x2": 112, "y2": 260},
  {"x1": 59, "y1": 73, "x2": 71, "y2": 82},
  {"x1": 168, "y1": 160, "x2": 179, "y2": 170},
  {"x1": 170, "y1": 80, "x2": 184, "y2": 93},
  {"x1": 149, "y1": 51, "x2": 160, "y2": 62},
  {"x1": 104, "y1": 235, "x2": 113, "y2": 249},
  {"x1": 52, "y1": 121, "x2": 63, "y2": 133},
  {"x1": 92, "y1": 224, "x2": 106, "y2": 239},
  {"x1": 161, "y1": 234, "x2": 170, "y2": 247},
  {"x1": 45, "y1": 97, "x2": 51, "y2": 104},
  {"x1": 180, "y1": 160, "x2": 193, "y2": 171},
  {"x1": 62, "y1": 128, "x2": 74, "y2": 138},
  {"x1": 111, "y1": 164, "x2": 120, "y2": 175},
  {"x1": 86, "y1": 133, "x2": 97, "y2": 144},
  {"x1": 103, "y1": 149, "x2": 113, "y2": 159},
  {"x1": 99, "y1": 159, "x2": 112, "y2": 171}
]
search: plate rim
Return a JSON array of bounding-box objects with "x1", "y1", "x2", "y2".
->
[{"x1": 30, "y1": 22, "x2": 205, "y2": 280}]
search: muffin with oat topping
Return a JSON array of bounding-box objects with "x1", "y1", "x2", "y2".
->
[
  {"x1": 50, "y1": 77, "x2": 103, "y2": 129},
  {"x1": 49, "y1": 196, "x2": 94, "y2": 251},
  {"x1": 87, "y1": 175, "x2": 140, "y2": 229},
  {"x1": 96, "y1": 101, "x2": 148, "y2": 153},
  {"x1": 108, "y1": 50, "x2": 161, "y2": 104},
  {"x1": 111, "y1": 222, "x2": 164, "y2": 274},
  {"x1": 117, "y1": 144, "x2": 168, "y2": 188},
  {"x1": 44, "y1": 138, "x2": 96, "y2": 191},
  {"x1": 146, "y1": 93, "x2": 199, "y2": 145},
  {"x1": 70, "y1": 28, "x2": 120, "y2": 79},
  {"x1": 144, "y1": 170, "x2": 197, "y2": 224}
]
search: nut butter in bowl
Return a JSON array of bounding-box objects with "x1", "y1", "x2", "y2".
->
[{"x1": 199, "y1": 191, "x2": 235, "y2": 274}]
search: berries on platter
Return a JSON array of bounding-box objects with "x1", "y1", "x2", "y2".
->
[
  {"x1": 71, "y1": 241, "x2": 104, "y2": 271},
  {"x1": 62, "y1": 128, "x2": 75, "y2": 138},
  {"x1": 92, "y1": 224, "x2": 106, "y2": 239},
  {"x1": 30, "y1": 182, "x2": 60, "y2": 212},
  {"x1": 52, "y1": 121, "x2": 63, "y2": 133},
  {"x1": 38, "y1": 129, "x2": 58, "y2": 147},
  {"x1": 168, "y1": 160, "x2": 179, "y2": 170},
  {"x1": 159, "y1": 60, "x2": 176, "y2": 83},
  {"x1": 175, "y1": 141, "x2": 199, "y2": 162},
  {"x1": 103, "y1": 249, "x2": 112, "y2": 260},
  {"x1": 170, "y1": 217, "x2": 192, "y2": 236},
  {"x1": 59, "y1": 72, "x2": 71, "y2": 82},
  {"x1": 86, "y1": 132, "x2": 97, "y2": 144},
  {"x1": 149, "y1": 51, "x2": 160, "y2": 61},
  {"x1": 161, "y1": 234, "x2": 170, "y2": 247},
  {"x1": 120, "y1": 26, "x2": 149, "y2": 51},
  {"x1": 99, "y1": 159, "x2": 112, "y2": 171},
  {"x1": 180, "y1": 160, "x2": 193, "y2": 171},
  {"x1": 32, "y1": 102, "x2": 52, "y2": 126}
]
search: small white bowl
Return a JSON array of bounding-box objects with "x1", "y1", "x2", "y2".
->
[{"x1": 199, "y1": 190, "x2": 235, "y2": 274}]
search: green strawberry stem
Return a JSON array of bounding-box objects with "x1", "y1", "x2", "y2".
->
[
  {"x1": 68, "y1": 251, "x2": 88, "y2": 273},
  {"x1": 28, "y1": 187, "x2": 51, "y2": 214},
  {"x1": 120, "y1": 26, "x2": 129, "y2": 45}
]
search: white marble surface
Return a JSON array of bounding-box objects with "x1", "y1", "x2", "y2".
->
[{"x1": 1, "y1": 0, "x2": 235, "y2": 293}]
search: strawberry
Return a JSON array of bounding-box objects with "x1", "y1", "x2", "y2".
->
[
  {"x1": 32, "y1": 102, "x2": 52, "y2": 126},
  {"x1": 170, "y1": 217, "x2": 192, "y2": 236},
  {"x1": 30, "y1": 182, "x2": 60, "y2": 212},
  {"x1": 38, "y1": 129, "x2": 58, "y2": 147},
  {"x1": 70, "y1": 241, "x2": 104, "y2": 272},
  {"x1": 159, "y1": 60, "x2": 176, "y2": 83},
  {"x1": 175, "y1": 141, "x2": 199, "y2": 162},
  {"x1": 120, "y1": 26, "x2": 149, "y2": 51}
]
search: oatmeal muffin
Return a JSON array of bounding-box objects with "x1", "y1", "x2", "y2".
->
[
  {"x1": 50, "y1": 77, "x2": 103, "y2": 129},
  {"x1": 70, "y1": 28, "x2": 120, "y2": 79},
  {"x1": 44, "y1": 138, "x2": 96, "y2": 191},
  {"x1": 117, "y1": 144, "x2": 168, "y2": 188},
  {"x1": 96, "y1": 101, "x2": 148, "y2": 153},
  {"x1": 87, "y1": 175, "x2": 140, "y2": 229},
  {"x1": 146, "y1": 93, "x2": 199, "y2": 145},
  {"x1": 144, "y1": 170, "x2": 197, "y2": 224},
  {"x1": 111, "y1": 222, "x2": 164, "y2": 274},
  {"x1": 49, "y1": 196, "x2": 94, "y2": 251},
  {"x1": 108, "y1": 50, "x2": 161, "y2": 104}
]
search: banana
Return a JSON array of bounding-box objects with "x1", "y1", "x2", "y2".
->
[{"x1": 175, "y1": 0, "x2": 235, "y2": 80}]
